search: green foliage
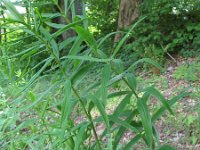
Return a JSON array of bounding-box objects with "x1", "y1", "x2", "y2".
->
[
  {"x1": 125, "y1": 0, "x2": 200, "y2": 63},
  {"x1": 0, "y1": 0, "x2": 188, "y2": 149},
  {"x1": 86, "y1": 0, "x2": 119, "y2": 37},
  {"x1": 173, "y1": 62, "x2": 200, "y2": 81}
]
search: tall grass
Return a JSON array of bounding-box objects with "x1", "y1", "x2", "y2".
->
[{"x1": 0, "y1": 0, "x2": 187, "y2": 149}]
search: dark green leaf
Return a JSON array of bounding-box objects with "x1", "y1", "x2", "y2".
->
[{"x1": 145, "y1": 86, "x2": 174, "y2": 115}]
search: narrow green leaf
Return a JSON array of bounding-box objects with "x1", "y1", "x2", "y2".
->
[
  {"x1": 112, "y1": 16, "x2": 146, "y2": 58},
  {"x1": 111, "y1": 59, "x2": 124, "y2": 74},
  {"x1": 68, "y1": 36, "x2": 83, "y2": 55},
  {"x1": 63, "y1": 55, "x2": 113, "y2": 62},
  {"x1": 123, "y1": 134, "x2": 143, "y2": 150},
  {"x1": 152, "y1": 92, "x2": 189, "y2": 122},
  {"x1": 45, "y1": 22, "x2": 66, "y2": 29},
  {"x1": 97, "y1": 32, "x2": 118, "y2": 48},
  {"x1": 20, "y1": 58, "x2": 52, "y2": 92},
  {"x1": 152, "y1": 125, "x2": 160, "y2": 147},
  {"x1": 39, "y1": 26, "x2": 59, "y2": 58},
  {"x1": 61, "y1": 80, "x2": 72, "y2": 128},
  {"x1": 64, "y1": 0, "x2": 68, "y2": 16},
  {"x1": 101, "y1": 64, "x2": 111, "y2": 106},
  {"x1": 127, "y1": 58, "x2": 163, "y2": 73},
  {"x1": 113, "y1": 110, "x2": 139, "y2": 150},
  {"x1": 108, "y1": 115, "x2": 139, "y2": 132},
  {"x1": 53, "y1": 19, "x2": 86, "y2": 38},
  {"x1": 20, "y1": 80, "x2": 60, "y2": 111},
  {"x1": 113, "y1": 94, "x2": 132, "y2": 117},
  {"x1": 108, "y1": 73, "x2": 123, "y2": 86},
  {"x1": 108, "y1": 91, "x2": 131, "y2": 99},
  {"x1": 12, "y1": 118, "x2": 36, "y2": 133},
  {"x1": 137, "y1": 97, "x2": 153, "y2": 147},
  {"x1": 126, "y1": 73, "x2": 137, "y2": 91},
  {"x1": 73, "y1": 25, "x2": 97, "y2": 50},
  {"x1": 70, "y1": 63, "x2": 94, "y2": 86},
  {"x1": 158, "y1": 145, "x2": 177, "y2": 150},
  {"x1": 8, "y1": 44, "x2": 41, "y2": 59},
  {"x1": 59, "y1": 37, "x2": 76, "y2": 51},
  {"x1": 74, "y1": 123, "x2": 88, "y2": 150},
  {"x1": 2, "y1": 0, "x2": 24, "y2": 23},
  {"x1": 145, "y1": 86, "x2": 174, "y2": 115},
  {"x1": 90, "y1": 95, "x2": 110, "y2": 129}
]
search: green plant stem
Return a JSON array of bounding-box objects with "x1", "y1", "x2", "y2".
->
[
  {"x1": 122, "y1": 78, "x2": 138, "y2": 99},
  {"x1": 45, "y1": 42, "x2": 102, "y2": 149},
  {"x1": 28, "y1": 26, "x2": 101, "y2": 149},
  {"x1": 71, "y1": 86, "x2": 101, "y2": 150},
  {"x1": 111, "y1": 66, "x2": 138, "y2": 98}
]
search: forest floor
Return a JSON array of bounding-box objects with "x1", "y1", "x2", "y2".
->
[
  {"x1": 76, "y1": 55, "x2": 200, "y2": 149},
  {"x1": 1, "y1": 55, "x2": 199, "y2": 149},
  {"x1": 138, "y1": 56, "x2": 200, "y2": 149}
]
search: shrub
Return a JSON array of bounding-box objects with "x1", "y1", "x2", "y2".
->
[{"x1": 125, "y1": 0, "x2": 200, "y2": 63}]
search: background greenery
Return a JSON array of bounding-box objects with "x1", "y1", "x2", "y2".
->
[{"x1": 0, "y1": 0, "x2": 199, "y2": 149}]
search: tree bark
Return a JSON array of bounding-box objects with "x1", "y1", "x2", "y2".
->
[
  {"x1": 114, "y1": 0, "x2": 139, "y2": 43},
  {"x1": 57, "y1": 0, "x2": 83, "y2": 40}
]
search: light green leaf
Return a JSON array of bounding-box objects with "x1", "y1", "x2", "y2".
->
[
  {"x1": 90, "y1": 95, "x2": 110, "y2": 130},
  {"x1": 45, "y1": 22, "x2": 66, "y2": 29},
  {"x1": 113, "y1": 94, "x2": 132, "y2": 116},
  {"x1": 108, "y1": 115, "x2": 139, "y2": 132},
  {"x1": 111, "y1": 59, "x2": 124, "y2": 74},
  {"x1": 2, "y1": 0, "x2": 24, "y2": 23},
  {"x1": 113, "y1": 110, "x2": 139, "y2": 149},
  {"x1": 73, "y1": 25, "x2": 97, "y2": 50},
  {"x1": 158, "y1": 145, "x2": 177, "y2": 150},
  {"x1": 101, "y1": 64, "x2": 111, "y2": 105},
  {"x1": 112, "y1": 16, "x2": 146, "y2": 58},
  {"x1": 74, "y1": 123, "x2": 88, "y2": 150},
  {"x1": 108, "y1": 91, "x2": 131, "y2": 99},
  {"x1": 21, "y1": 58, "x2": 52, "y2": 92},
  {"x1": 137, "y1": 97, "x2": 153, "y2": 147},
  {"x1": 63, "y1": 55, "x2": 113, "y2": 62},
  {"x1": 39, "y1": 26, "x2": 59, "y2": 59},
  {"x1": 126, "y1": 73, "x2": 137, "y2": 91},
  {"x1": 53, "y1": 19, "x2": 86, "y2": 38},
  {"x1": 68, "y1": 36, "x2": 83, "y2": 55},
  {"x1": 127, "y1": 58, "x2": 163, "y2": 72}
]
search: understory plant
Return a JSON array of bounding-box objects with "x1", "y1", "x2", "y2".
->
[
  {"x1": 124, "y1": 0, "x2": 200, "y2": 64},
  {"x1": 0, "y1": 0, "x2": 187, "y2": 149}
]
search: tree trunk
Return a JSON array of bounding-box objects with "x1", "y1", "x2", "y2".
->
[
  {"x1": 57, "y1": 0, "x2": 83, "y2": 40},
  {"x1": 114, "y1": 0, "x2": 139, "y2": 43}
]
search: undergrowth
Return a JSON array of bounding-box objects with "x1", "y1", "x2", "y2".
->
[{"x1": 0, "y1": 1, "x2": 189, "y2": 150}]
